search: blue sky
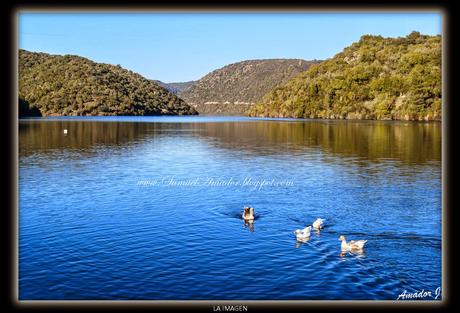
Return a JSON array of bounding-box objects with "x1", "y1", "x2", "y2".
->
[{"x1": 18, "y1": 12, "x2": 442, "y2": 82}]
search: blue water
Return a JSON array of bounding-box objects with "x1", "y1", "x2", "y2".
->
[{"x1": 19, "y1": 117, "x2": 442, "y2": 300}]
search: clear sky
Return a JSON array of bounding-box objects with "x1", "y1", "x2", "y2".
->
[{"x1": 18, "y1": 12, "x2": 442, "y2": 83}]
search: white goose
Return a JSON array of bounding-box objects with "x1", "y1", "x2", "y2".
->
[
  {"x1": 294, "y1": 226, "x2": 312, "y2": 241},
  {"x1": 338, "y1": 235, "x2": 367, "y2": 251},
  {"x1": 312, "y1": 218, "x2": 325, "y2": 230}
]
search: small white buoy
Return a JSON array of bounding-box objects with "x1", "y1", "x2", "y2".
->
[{"x1": 63, "y1": 129, "x2": 68, "y2": 134}]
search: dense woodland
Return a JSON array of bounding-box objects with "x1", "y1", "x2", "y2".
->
[
  {"x1": 248, "y1": 32, "x2": 441, "y2": 121},
  {"x1": 19, "y1": 50, "x2": 198, "y2": 117}
]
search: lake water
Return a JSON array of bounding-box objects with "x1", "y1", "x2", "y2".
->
[{"x1": 18, "y1": 116, "x2": 442, "y2": 300}]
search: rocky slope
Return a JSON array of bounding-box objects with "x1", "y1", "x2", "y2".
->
[{"x1": 179, "y1": 59, "x2": 321, "y2": 115}]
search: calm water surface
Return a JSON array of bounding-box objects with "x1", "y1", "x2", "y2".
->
[{"x1": 19, "y1": 116, "x2": 442, "y2": 300}]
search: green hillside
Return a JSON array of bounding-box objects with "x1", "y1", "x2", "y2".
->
[
  {"x1": 248, "y1": 32, "x2": 441, "y2": 121},
  {"x1": 19, "y1": 50, "x2": 198, "y2": 117}
]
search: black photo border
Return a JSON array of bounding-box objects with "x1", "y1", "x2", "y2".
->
[{"x1": 4, "y1": 0, "x2": 456, "y2": 311}]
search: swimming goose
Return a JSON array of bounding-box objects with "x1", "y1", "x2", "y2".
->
[
  {"x1": 294, "y1": 226, "x2": 312, "y2": 241},
  {"x1": 338, "y1": 235, "x2": 367, "y2": 251},
  {"x1": 312, "y1": 218, "x2": 325, "y2": 230},
  {"x1": 242, "y1": 207, "x2": 254, "y2": 221}
]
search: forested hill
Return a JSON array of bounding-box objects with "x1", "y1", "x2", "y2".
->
[
  {"x1": 248, "y1": 32, "x2": 441, "y2": 121},
  {"x1": 179, "y1": 59, "x2": 321, "y2": 115},
  {"x1": 19, "y1": 50, "x2": 198, "y2": 117}
]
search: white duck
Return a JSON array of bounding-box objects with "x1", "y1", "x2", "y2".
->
[
  {"x1": 294, "y1": 226, "x2": 312, "y2": 241},
  {"x1": 242, "y1": 207, "x2": 254, "y2": 221},
  {"x1": 312, "y1": 218, "x2": 325, "y2": 230},
  {"x1": 338, "y1": 235, "x2": 367, "y2": 251}
]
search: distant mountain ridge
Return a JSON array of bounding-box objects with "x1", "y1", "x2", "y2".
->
[
  {"x1": 249, "y1": 32, "x2": 441, "y2": 121},
  {"x1": 179, "y1": 59, "x2": 321, "y2": 115},
  {"x1": 19, "y1": 50, "x2": 198, "y2": 117},
  {"x1": 154, "y1": 80, "x2": 196, "y2": 95}
]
